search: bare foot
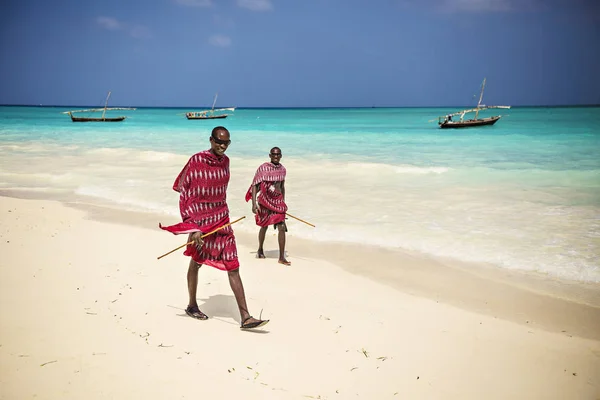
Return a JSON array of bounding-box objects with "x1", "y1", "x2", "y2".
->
[
  {"x1": 256, "y1": 249, "x2": 266, "y2": 259},
  {"x1": 278, "y1": 258, "x2": 291, "y2": 266}
]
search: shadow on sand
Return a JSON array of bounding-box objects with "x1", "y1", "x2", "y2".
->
[{"x1": 170, "y1": 294, "x2": 270, "y2": 333}]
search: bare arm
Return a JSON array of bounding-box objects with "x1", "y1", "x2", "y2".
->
[
  {"x1": 251, "y1": 184, "x2": 260, "y2": 214},
  {"x1": 281, "y1": 180, "x2": 285, "y2": 201}
]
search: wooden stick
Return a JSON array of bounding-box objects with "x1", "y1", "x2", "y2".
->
[
  {"x1": 285, "y1": 213, "x2": 315, "y2": 228},
  {"x1": 200, "y1": 216, "x2": 245, "y2": 238},
  {"x1": 157, "y1": 216, "x2": 246, "y2": 260}
]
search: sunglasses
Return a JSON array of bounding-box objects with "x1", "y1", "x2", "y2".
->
[{"x1": 211, "y1": 135, "x2": 231, "y2": 146}]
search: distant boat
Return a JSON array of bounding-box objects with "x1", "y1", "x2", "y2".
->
[
  {"x1": 436, "y1": 78, "x2": 510, "y2": 129},
  {"x1": 185, "y1": 93, "x2": 235, "y2": 120},
  {"x1": 62, "y1": 91, "x2": 136, "y2": 122}
]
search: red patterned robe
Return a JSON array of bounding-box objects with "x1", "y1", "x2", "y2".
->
[
  {"x1": 160, "y1": 150, "x2": 239, "y2": 271},
  {"x1": 245, "y1": 162, "x2": 288, "y2": 227}
]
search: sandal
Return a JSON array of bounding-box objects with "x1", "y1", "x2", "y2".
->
[
  {"x1": 240, "y1": 316, "x2": 269, "y2": 330},
  {"x1": 185, "y1": 305, "x2": 208, "y2": 320}
]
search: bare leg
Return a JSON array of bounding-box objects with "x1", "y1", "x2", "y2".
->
[
  {"x1": 187, "y1": 258, "x2": 200, "y2": 307},
  {"x1": 186, "y1": 258, "x2": 208, "y2": 319},
  {"x1": 257, "y1": 226, "x2": 268, "y2": 258},
  {"x1": 228, "y1": 269, "x2": 258, "y2": 324},
  {"x1": 277, "y1": 223, "x2": 291, "y2": 265}
]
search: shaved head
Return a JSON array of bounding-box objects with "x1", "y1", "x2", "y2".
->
[{"x1": 212, "y1": 126, "x2": 229, "y2": 138}]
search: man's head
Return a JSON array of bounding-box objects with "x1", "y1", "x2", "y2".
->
[
  {"x1": 269, "y1": 146, "x2": 282, "y2": 164},
  {"x1": 210, "y1": 126, "x2": 231, "y2": 157}
]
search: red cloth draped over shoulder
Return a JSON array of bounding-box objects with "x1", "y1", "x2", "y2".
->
[
  {"x1": 160, "y1": 150, "x2": 239, "y2": 271},
  {"x1": 245, "y1": 162, "x2": 288, "y2": 227}
]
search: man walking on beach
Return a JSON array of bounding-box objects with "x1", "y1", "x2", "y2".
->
[
  {"x1": 160, "y1": 126, "x2": 269, "y2": 330},
  {"x1": 245, "y1": 147, "x2": 291, "y2": 266}
]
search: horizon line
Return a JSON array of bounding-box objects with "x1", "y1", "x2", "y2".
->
[{"x1": 1, "y1": 103, "x2": 599, "y2": 109}]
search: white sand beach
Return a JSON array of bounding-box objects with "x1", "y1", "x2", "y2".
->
[{"x1": 1, "y1": 195, "x2": 599, "y2": 399}]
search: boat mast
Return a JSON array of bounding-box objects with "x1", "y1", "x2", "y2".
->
[
  {"x1": 102, "y1": 91, "x2": 112, "y2": 120},
  {"x1": 210, "y1": 92, "x2": 218, "y2": 115},
  {"x1": 475, "y1": 78, "x2": 486, "y2": 120}
]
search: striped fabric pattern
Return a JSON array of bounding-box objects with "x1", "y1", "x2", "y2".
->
[
  {"x1": 245, "y1": 162, "x2": 288, "y2": 227},
  {"x1": 160, "y1": 150, "x2": 239, "y2": 271}
]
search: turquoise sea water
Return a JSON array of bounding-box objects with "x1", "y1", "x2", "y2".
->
[{"x1": 1, "y1": 106, "x2": 599, "y2": 282}]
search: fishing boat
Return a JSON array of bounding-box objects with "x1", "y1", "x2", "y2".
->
[
  {"x1": 436, "y1": 78, "x2": 510, "y2": 129},
  {"x1": 185, "y1": 93, "x2": 235, "y2": 120},
  {"x1": 62, "y1": 91, "x2": 136, "y2": 122}
]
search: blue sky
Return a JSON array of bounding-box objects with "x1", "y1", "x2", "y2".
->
[{"x1": 1, "y1": 0, "x2": 599, "y2": 107}]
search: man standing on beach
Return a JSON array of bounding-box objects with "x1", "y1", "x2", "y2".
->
[
  {"x1": 160, "y1": 126, "x2": 268, "y2": 330},
  {"x1": 245, "y1": 147, "x2": 291, "y2": 266}
]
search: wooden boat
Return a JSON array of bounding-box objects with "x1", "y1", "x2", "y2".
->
[
  {"x1": 439, "y1": 115, "x2": 501, "y2": 128},
  {"x1": 185, "y1": 93, "x2": 235, "y2": 120},
  {"x1": 436, "y1": 78, "x2": 510, "y2": 129},
  {"x1": 63, "y1": 91, "x2": 135, "y2": 122},
  {"x1": 69, "y1": 114, "x2": 127, "y2": 122},
  {"x1": 186, "y1": 111, "x2": 231, "y2": 120}
]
